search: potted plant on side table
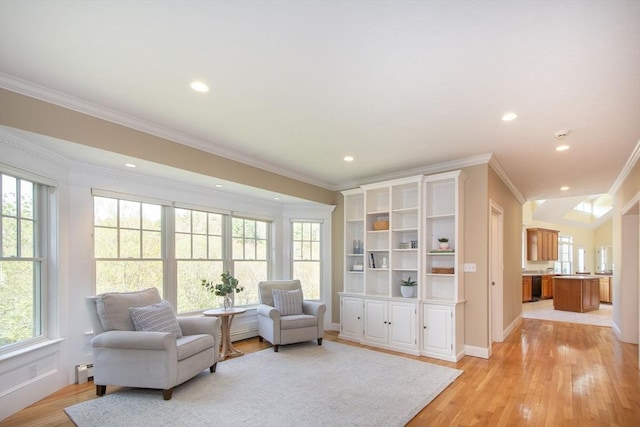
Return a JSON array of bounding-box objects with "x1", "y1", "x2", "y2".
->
[
  {"x1": 399, "y1": 277, "x2": 417, "y2": 298},
  {"x1": 201, "y1": 271, "x2": 244, "y2": 310}
]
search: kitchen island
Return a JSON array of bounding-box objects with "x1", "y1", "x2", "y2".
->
[{"x1": 553, "y1": 276, "x2": 600, "y2": 313}]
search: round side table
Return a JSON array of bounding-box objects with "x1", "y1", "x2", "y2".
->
[{"x1": 203, "y1": 307, "x2": 246, "y2": 360}]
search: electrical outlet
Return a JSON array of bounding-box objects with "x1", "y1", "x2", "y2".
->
[{"x1": 463, "y1": 263, "x2": 476, "y2": 272}]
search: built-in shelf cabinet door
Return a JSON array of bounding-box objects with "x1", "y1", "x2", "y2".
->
[{"x1": 339, "y1": 296, "x2": 363, "y2": 341}]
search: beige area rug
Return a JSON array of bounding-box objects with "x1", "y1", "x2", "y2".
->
[
  {"x1": 65, "y1": 340, "x2": 462, "y2": 427},
  {"x1": 522, "y1": 298, "x2": 613, "y2": 327}
]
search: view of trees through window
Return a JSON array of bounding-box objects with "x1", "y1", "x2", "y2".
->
[
  {"x1": 0, "y1": 174, "x2": 43, "y2": 348},
  {"x1": 94, "y1": 197, "x2": 164, "y2": 296},
  {"x1": 292, "y1": 221, "x2": 321, "y2": 299},
  {"x1": 176, "y1": 208, "x2": 224, "y2": 313},
  {"x1": 94, "y1": 197, "x2": 272, "y2": 312},
  {"x1": 232, "y1": 218, "x2": 269, "y2": 305}
]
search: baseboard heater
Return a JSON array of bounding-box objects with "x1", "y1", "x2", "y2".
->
[{"x1": 75, "y1": 364, "x2": 94, "y2": 384}]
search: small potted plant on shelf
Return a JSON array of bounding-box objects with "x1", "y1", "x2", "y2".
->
[
  {"x1": 399, "y1": 277, "x2": 417, "y2": 298},
  {"x1": 201, "y1": 271, "x2": 244, "y2": 310},
  {"x1": 438, "y1": 237, "x2": 450, "y2": 250}
]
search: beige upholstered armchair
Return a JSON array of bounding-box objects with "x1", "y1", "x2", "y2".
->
[
  {"x1": 85, "y1": 287, "x2": 221, "y2": 400},
  {"x1": 256, "y1": 280, "x2": 326, "y2": 352}
]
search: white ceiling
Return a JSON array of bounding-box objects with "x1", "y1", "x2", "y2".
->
[{"x1": 1, "y1": 1, "x2": 639, "y2": 207}]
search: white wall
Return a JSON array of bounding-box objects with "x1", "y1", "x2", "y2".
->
[{"x1": 0, "y1": 132, "x2": 333, "y2": 419}]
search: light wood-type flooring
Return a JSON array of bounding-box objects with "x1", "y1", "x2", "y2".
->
[{"x1": 3, "y1": 318, "x2": 639, "y2": 426}]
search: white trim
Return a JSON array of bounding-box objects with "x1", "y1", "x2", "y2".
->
[
  {"x1": 464, "y1": 344, "x2": 490, "y2": 359},
  {"x1": 609, "y1": 139, "x2": 640, "y2": 196},
  {"x1": 489, "y1": 155, "x2": 526, "y2": 204},
  {"x1": 90, "y1": 188, "x2": 172, "y2": 206},
  {"x1": 173, "y1": 201, "x2": 231, "y2": 216},
  {"x1": 0, "y1": 162, "x2": 58, "y2": 187}
]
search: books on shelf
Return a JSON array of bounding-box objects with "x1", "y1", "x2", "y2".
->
[{"x1": 429, "y1": 249, "x2": 454, "y2": 253}]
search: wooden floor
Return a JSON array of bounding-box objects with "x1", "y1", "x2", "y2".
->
[{"x1": 3, "y1": 318, "x2": 639, "y2": 426}]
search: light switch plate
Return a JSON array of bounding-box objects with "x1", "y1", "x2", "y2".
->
[{"x1": 463, "y1": 263, "x2": 476, "y2": 272}]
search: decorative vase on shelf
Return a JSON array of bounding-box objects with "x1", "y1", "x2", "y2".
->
[{"x1": 439, "y1": 242, "x2": 449, "y2": 250}]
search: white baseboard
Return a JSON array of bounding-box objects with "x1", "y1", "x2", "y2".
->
[{"x1": 464, "y1": 345, "x2": 490, "y2": 359}]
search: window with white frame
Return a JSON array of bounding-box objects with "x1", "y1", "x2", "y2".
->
[
  {"x1": 555, "y1": 235, "x2": 573, "y2": 274},
  {"x1": 291, "y1": 220, "x2": 321, "y2": 299},
  {"x1": 93, "y1": 196, "x2": 164, "y2": 295},
  {"x1": 231, "y1": 217, "x2": 270, "y2": 305},
  {"x1": 175, "y1": 208, "x2": 224, "y2": 313},
  {"x1": 0, "y1": 173, "x2": 48, "y2": 349}
]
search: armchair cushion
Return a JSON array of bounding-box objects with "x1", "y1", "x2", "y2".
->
[
  {"x1": 129, "y1": 300, "x2": 183, "y2": 338},
  {"x1": 95, "y1": 287, "x2": 161, "y2": 331},
  {"x1": 272, "y1": 288, "x2": 304, "y2": 316}
]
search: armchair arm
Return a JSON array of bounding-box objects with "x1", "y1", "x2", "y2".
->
[
  {"x1": 178, "y1": 316, "x2": 220, "y2": 337},
  {"x1": 257, "y1": 304, "x2": 280, "y2": 320},
  {"x1": 302, "y1": 301, "x2": 326, "y2": 317},
  {"x1": 91, "y1": 330, "x2": 176, "y2": 351}
]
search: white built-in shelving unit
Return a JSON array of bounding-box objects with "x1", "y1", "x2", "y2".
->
[{"x1": 339, "y1": 171, "x2": 466, "y2": 361}]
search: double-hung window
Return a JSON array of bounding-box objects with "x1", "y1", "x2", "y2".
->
[
  {"x1": 555, "y1": 235, "x2": 573, "y2": 274},
  {"x1": 291, "y1": 220, "x2": 321, "y2": 299},
  {"x1": 93, "y1": 196, "x2": 164, "y2": 295},
  {"x1": 0, "y1": 173, "x2": 48, "y2": 349},
  {"x1": 175, "y1": 208, "x2": 224, "y2": 313},
  {"x1": 231, "y1": 217, "x2": 270, "y2": 305}
]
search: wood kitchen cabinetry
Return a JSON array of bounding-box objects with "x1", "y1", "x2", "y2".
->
[
  {"x1": 541, "y1": 275, "x2": 553, "y2": 299},
  {"x1": 599, "y1": 276, "x2": 612, "y2": 303},
  {"x1": 553, "y1": 277, "x2": 599, "y2": 313},
  {"x1": 522, "y1": 276, "x2": 532, "y2": 302},
  {"x1": 526, "y1": 228, "x2": 559, "y2": 261}
]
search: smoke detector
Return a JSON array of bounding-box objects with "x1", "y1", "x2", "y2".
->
[{"x1": 554, "y1": 130, "x2": 571, "y2": 140}]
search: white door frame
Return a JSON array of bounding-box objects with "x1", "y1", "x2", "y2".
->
[{"x1": 489, "y1": 200, "x2": 504, "y2": 348}]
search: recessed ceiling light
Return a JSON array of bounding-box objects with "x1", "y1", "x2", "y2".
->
[
  {"x1": 344, "y1": 156, "x2": 354, "y2": 162},
  {"x1": 560, "y1": 186, "x2": 570, "y2": 191},
  {"x1": 501, "y1": 112, "x2": 518, "y2": 121},
  {"x1": 190, "y1": 81, "x2": 210, "y2": 93},
  {"x1": 273, "y1": 197, "x2": 280, "y2": 200},
  {"x1": 556, "y1": 144, "x2": 570, "y2": 152},
  {"x1": 215, "y1": 184, "x2": 223, "y2": 188},
  {"x1": 125, "y1": 163, "x2": 136, "y2": 168}
]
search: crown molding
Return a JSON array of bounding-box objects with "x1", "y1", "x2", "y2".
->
[
  {"x1": 0, "y1": 73, "x2": 336, "y2": 191},
  {"x1": 609, "y1": 139, "x2": 640, "y2": 196},
  {"x1": 488, "y1": 155, "x2": 526, "y2": 204},
  {"x1": 337, "y1": 153, "x2": 495, "y2": 190}
]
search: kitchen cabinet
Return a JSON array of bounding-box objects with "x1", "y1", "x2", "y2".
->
[
  {"x1": 553, "y1": 277, "x2": 599, "y2": 313},
  {"x1": 541, "y1": 275, "x2": 553, "y2": 299},
  {"x1": 599, "y1": 276, "x2": 612, "y2": 303},
  {"x1": 526, "y1": 228, "x2": 559, "y2": 261},
  {"x1": 522, "y1": 276, "x2": 532, "y2": 302}
]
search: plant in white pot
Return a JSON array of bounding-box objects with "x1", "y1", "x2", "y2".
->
[
  {"x1": 438, "y1": 237, "x2": 449, "y2": 250},
  {"x1": 399, "y1": 277, "x2": 417, "y2": 298}
]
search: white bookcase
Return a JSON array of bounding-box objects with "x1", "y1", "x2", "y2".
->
[
  {"x1": 421, "y1": 170, "x2": 466, "y2": 361},
  {"x1": 342, "y1": 189, "x2": 365, "y2": 294},
  {"x1": 340, "y1": 172, "x2": 464, "y2": 361}
]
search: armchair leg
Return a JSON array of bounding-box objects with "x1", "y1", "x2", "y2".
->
[
  {"x1": 163, "y1": 388, "x2": 173, "y2": 400},
  {"x1": 96, "y1": 385, "x2": 106, "y2": 396},
  {"x1": 318, "y1": 338, "x2": 323, "y2": 346},
  {"x1": 274, "y1": 345, "x2": 279, "y2": 352},
  {"x1": 210, "y1": 362, "x2": 217, "y2": 373}
]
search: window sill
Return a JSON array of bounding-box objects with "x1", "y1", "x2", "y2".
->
[{"x1": 0, "y1": 338, "x2": 65, "y2": 362}]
